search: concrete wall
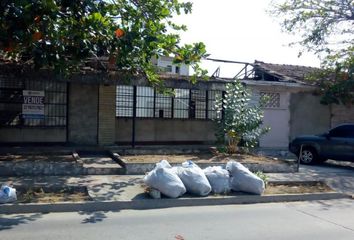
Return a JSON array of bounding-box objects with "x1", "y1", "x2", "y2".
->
[
  {"x1": 98, "y1": 85, "x2": 116, "y2": 145},
  {"x1": 68, "y1": 83, "x2": 98, "y2": 145},
  {"x1": 0, "y1": 127, "x2": 66, "y2": 143},
  {"x1": 331, "y1": 105, "x2": 354, "y2": 127},
  {"x1": 116, "y1": 118, "x2": 216, "y2": 143},
  {"x1": 289, "y1": 92, "x2": 331, "y2": 139}
]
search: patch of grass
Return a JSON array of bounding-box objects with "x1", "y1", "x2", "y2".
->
[
  {"x1": 254, "y1": 171, "x2": 269, "y2": 187},
  {"x1": 265, "y1": 182, "x2": 333, "y2": 194},
  {"x1": 16, "y1": 187, "x2": 91, "y2": 203}
]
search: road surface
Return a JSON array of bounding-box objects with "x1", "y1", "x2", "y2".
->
[{"x1": 1, "y1": 199, "x2": 354, "y2": 240}]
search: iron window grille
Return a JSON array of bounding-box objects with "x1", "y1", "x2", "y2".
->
[
  {"x1": 116, "y1": 85, "x2": 134, "y2": 117},
  {"x1": 190, "y1": 90, "x2": 206, "y2": 119},
  {"x1": 174, "y1": 89, "x2": 189, "y2": 119},
  {"x1": 260, "y1": 92, "x2": 280, "y2": 108},
  {"x1": 116, "y1": 85, "x2": 223, "y2": 120},
  {"x1": 0, "y1": 78, "x2": 67, "y2": 127},
  {"x1": 207, "y1": 90, "x2": 223, "y2": 120},
  {"x1": 155, "y1": 90, "x2": 172, "y2": 118},
  {"x1": 136, "y1": 86, "x2": 154, "y2": 118}
]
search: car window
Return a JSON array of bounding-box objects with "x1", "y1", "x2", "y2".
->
[{"x1": 330, "y1": 125, "x2": 354, "y2": 138}]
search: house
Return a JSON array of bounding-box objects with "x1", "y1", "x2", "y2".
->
[
  {"x1": 115, "y1": 59, "x2": 354, "y2": 148},
  {"x1": 1, "y1": 57, "x2": 353, "y2": 149},
  {"x1": 151, "y1": 56, "x2": 189, "y2": 76},
  {"x1": 250, "y1": 61, "x2": 354, "y2": 147}
]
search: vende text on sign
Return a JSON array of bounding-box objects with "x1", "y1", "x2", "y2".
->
[
  {"x1": 23, "y1": 96, "x2": 44, "y2": 104},
  {"x1": 22, "y1": 90, "x2": 45, "y2": 119}
]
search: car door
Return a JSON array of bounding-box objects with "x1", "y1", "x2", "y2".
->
[{"x1": 328, "y1": 125, "x2": 354, "y2": 161}]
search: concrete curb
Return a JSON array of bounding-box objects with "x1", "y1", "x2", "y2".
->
[
  {"x1": 109, "y1": 151, "x2": 298, "y2": 175},
  {"x1": 123, "y1": 162, "x2": 297, "y2": 175},
  {"x1": 0, "y1": 192, "x2": 349, "y2": 214}
]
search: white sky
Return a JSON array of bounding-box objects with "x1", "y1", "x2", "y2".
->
[{"x1": 174, "y1": 0, "x2": 322, "y2": 77}]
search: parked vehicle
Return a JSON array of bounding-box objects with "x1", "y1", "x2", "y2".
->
[{"x1": 289, "y1": 124, "x2": 354, "y2": 164}]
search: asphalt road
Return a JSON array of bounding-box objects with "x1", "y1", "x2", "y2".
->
[{"x1": 1, "y1": 199, "x2": 354, "y2": 240}]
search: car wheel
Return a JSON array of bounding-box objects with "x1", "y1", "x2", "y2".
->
[{"x1": 299, "y1": 147, "x2": 318, "y2": 164}]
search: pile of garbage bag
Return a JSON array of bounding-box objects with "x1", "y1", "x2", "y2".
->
[
  {"x1": 203, "y1": 166, "x2": 230, "y2": 194},
  {"x1": 0, "y1": 185, "x2": 17, "y2": 204},
  {"x1": 144, "y1": 159, "x2": 265, "y2": 198},
  {"x1": 144, "y1": 160, "x2": 186, "y2": 198},
  {"x1": 226, "y1": 161, "x2": 265, "y2": 195}
]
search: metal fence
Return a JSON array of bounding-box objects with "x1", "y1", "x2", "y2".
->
[
  {"x1": 116, "y1": 85, "x2": 223, "y2": 120},
  {"x1": 0, "y1": 78, "x2": 67, "y2": 127}
]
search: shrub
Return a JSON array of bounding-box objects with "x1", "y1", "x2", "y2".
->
[{"x1": 215, "y1": 81, "x2": 270, "y2": 153}]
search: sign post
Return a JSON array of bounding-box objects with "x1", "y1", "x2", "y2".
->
[{"x1": 22, "y1": 90, "x2": 45, "y2": 119}]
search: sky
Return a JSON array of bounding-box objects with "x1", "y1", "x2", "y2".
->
[{"x1": 173, "y1": 0, "x2": 322, "y2": 77}]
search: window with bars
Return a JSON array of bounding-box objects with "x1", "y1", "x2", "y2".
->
[
  {"x1": 116, "y1": 86, "x2": 222, "y2": 120},
  {"x1": 174, "y1": 89, "x2": 189, "y2": 119},
  {"x1": 190, "y1": 90, "x2": 206, "y2": 119},
  {"x1": 155, "y1": 90, "x2": 172, "y2": 118},
  {"x1": 136, "y1": 87, "x2": 154, "y2": 117},
  {"x1": 207, "y1": 90, "x2": 223, "y2": 120},
  {"x1": 0, "y1": 78, "x2": 67, "y2": 127},
  {"x1": 260, "y1": 92, "x2": 280, "y2": 108},
  {"x1": 116, "y1": 85, "x2": 134, "y2": 117}
]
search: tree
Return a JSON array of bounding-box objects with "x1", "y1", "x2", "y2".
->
[
  {"x1": 0, "y1": 0, "x2": 208, "y2": 85},
  {"x1": 269, "y1": 0, "x2": 354, "y2": 105},
  {"x1": 215, "y1": 81, "x2": 269, "y2": 153}
]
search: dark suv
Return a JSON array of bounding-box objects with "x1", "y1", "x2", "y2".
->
[{"x1": 289, "y1": 124, "x2": 354, "y2": 164}]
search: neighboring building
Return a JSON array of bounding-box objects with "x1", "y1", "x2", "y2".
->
[
  {"x1": 151, "y1": 55, "x2": 189, "y2": 76},
  {"x1": 248, "y1": 61, "x2": 354, "y2": 147},
  {"x1": 0, "y1": 58, "x2": 353, "y2": 148}
]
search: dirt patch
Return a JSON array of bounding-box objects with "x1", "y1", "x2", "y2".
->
[
  {"x1": 122, "y1": 153, "x2": 283, "y2": 164},
  {"x1": 145, "y1": 181, "x2": 334, "y2": 198},
  {"x1": 0, "y1": 154, "x2": 75, "y2": 162},
  {"x1": 265, "y1": 182, "x2": 333, "y2": 195},
  {"x1": 16, "y1": 187, "x2": 91, "y2": 203}
]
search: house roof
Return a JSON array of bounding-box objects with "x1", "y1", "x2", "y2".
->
[
  {"x1": 0, "y1": 55, "x2": 323, "y2": 88},
  {"x1": 253, "y1": 60, "x2": 321, "y2": 85}
]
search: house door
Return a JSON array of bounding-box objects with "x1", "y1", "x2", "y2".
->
[{"x1": 259, "y1": 92, "x2": 290, "y2": 148}]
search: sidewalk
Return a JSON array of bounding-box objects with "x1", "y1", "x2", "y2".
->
[
  {"x1": 1, "y1": 163, "x2": 353, "y2": 214},
  {"x1": 0, "y1": 175, "x2": 145, "y2": 202},
  {"x1": 1, "y1": 174, "x2": 349, "y2": 214},
  {"x1": 2, "y1": 171, "x2": 353, "y2": 203}
]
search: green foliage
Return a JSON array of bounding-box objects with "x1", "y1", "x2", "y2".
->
[
  {"x1": 215, "y1": 81, "x2": 270, "y2": 149},
  {"x1": 310, "y1": 60, "x2": 354, "y2": 105},
  {"x1": 269, "y1": 0, "x2": 353, "y2": 58},
  {"x1": 216, "y1": 145, "x2": 228, "y2": 154},
  {"x1": 254, "y1": 171, "x2": 268, "y2": 187},
  {"x1": 269, "y1": 0, "x2": 354, "y2": 105},
  {"x1": 0, "y1": 0, "x2": 208, "y2": 85}
]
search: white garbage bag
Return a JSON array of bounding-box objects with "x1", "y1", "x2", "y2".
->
[
  {"x1": 177, "y1": 161, "x2": 212, "y2": 196},
  {"x1": 144, "y1": 160, "x2": 186, "y2": 198},
  {"x1": 0, "y1": 185, "x2": 17, "y2": 204},
  {"x1": 155, "y1": 159, "x2": 171, "y2": 169},
  {"x1": 226, "y1": 161, "x2": 265, "y2": 195},
  {"x1": 203, "y1": 166, "x2": 231, "y2": 194}
]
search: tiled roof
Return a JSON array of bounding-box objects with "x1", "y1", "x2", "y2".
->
[
  {"x1": 0, "y1": 55, "x2": 324, "y2": 86},
  {"x1": 253, "y1": 60, "x2": 321, "y2": 84}
]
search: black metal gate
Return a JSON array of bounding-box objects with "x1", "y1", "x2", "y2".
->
[{"x1": 0, "y1": 78, "x2": 67, "y2": 127}]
